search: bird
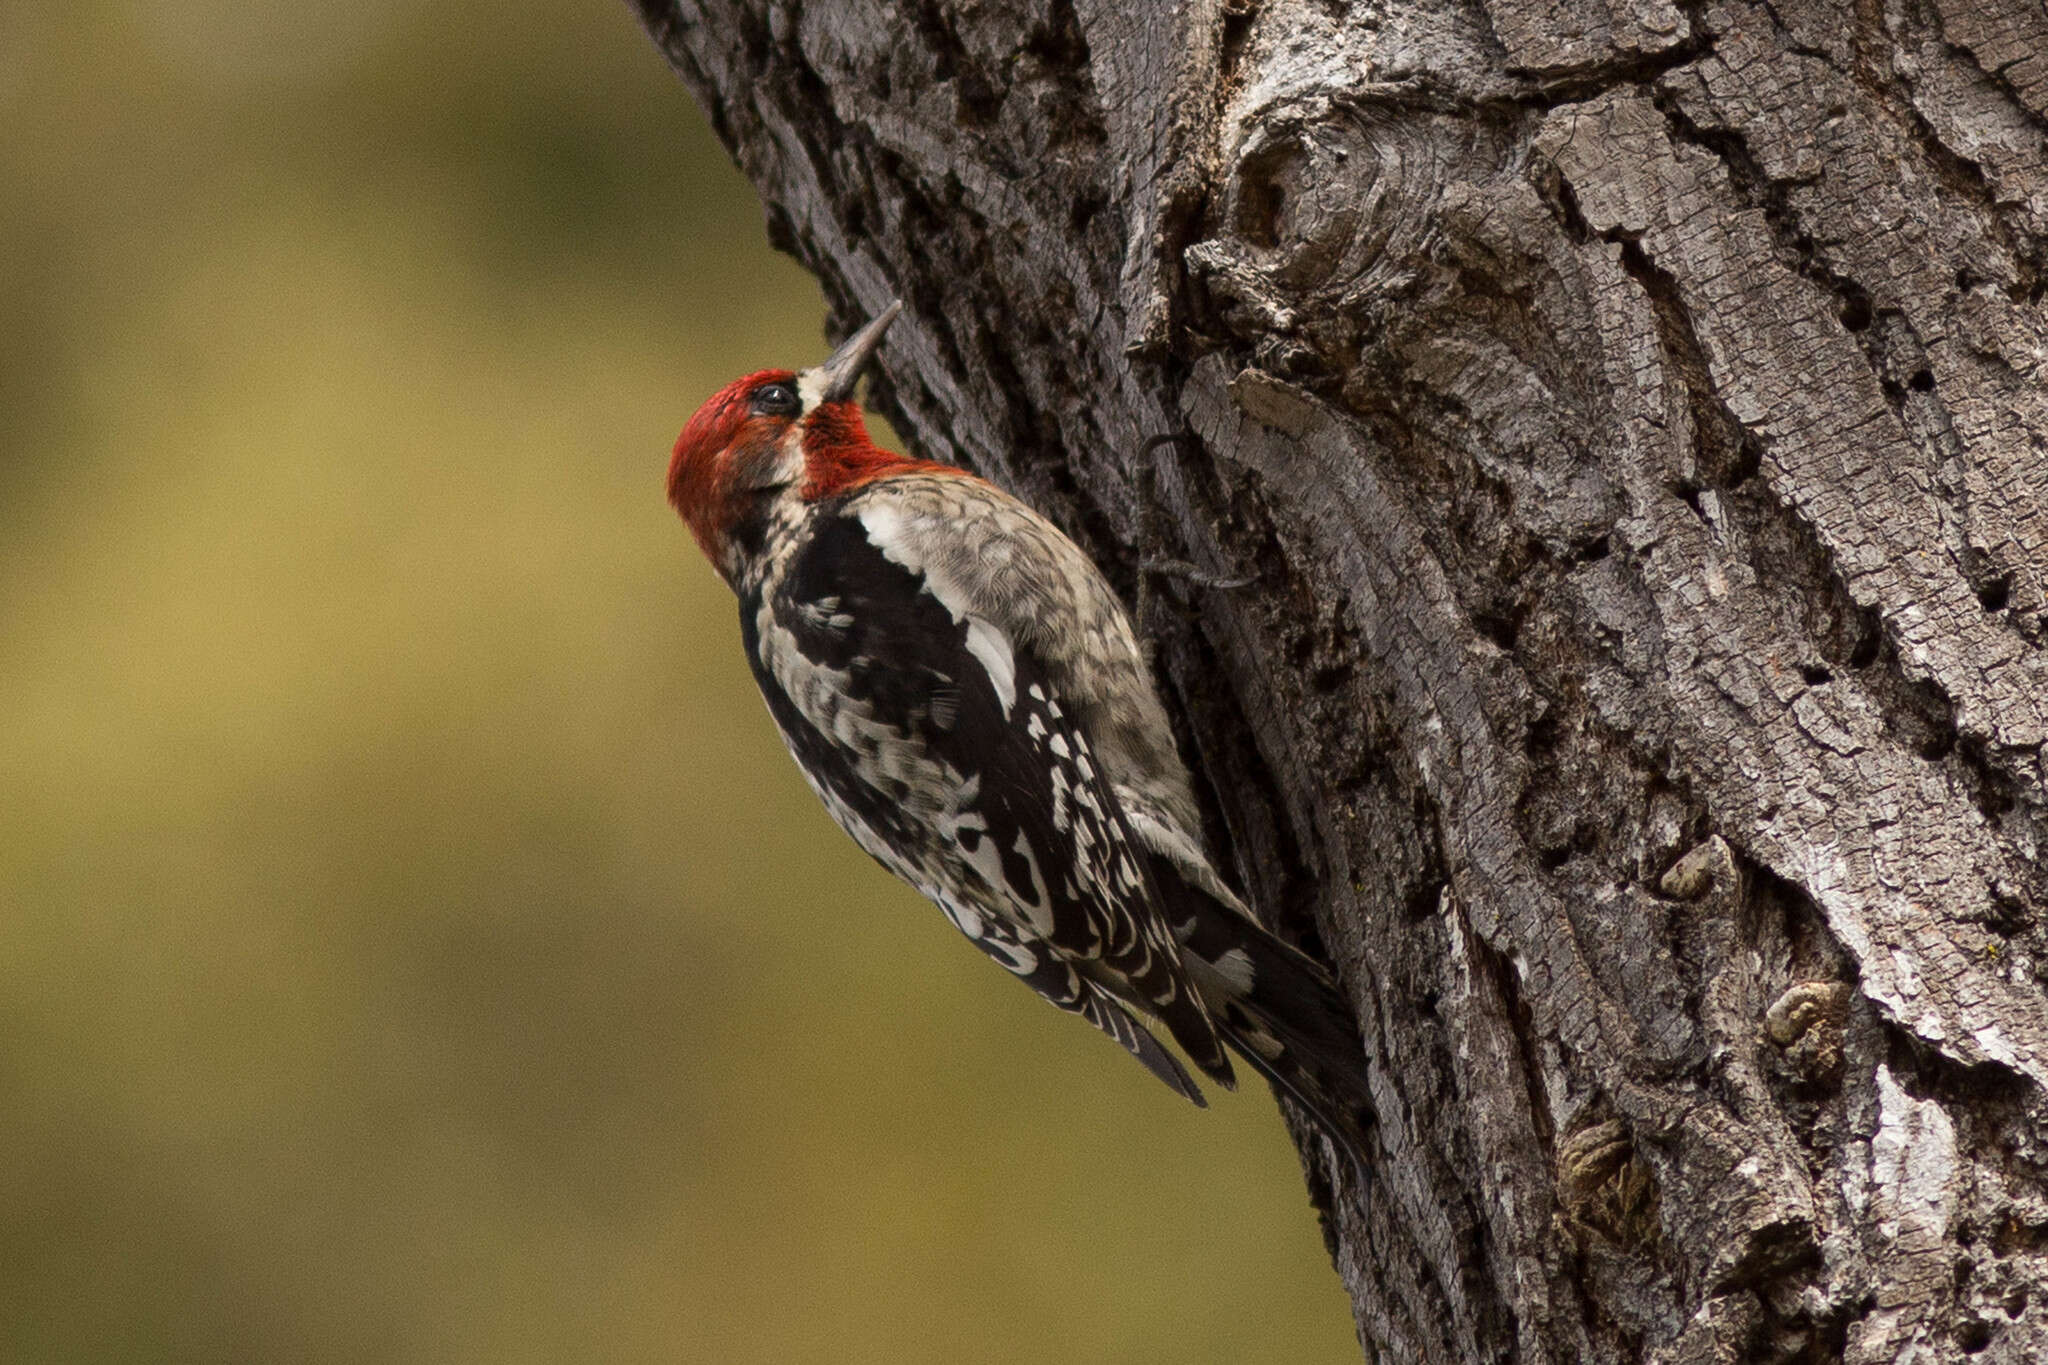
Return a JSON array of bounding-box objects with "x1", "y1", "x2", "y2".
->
[{"x1": 666, "y1": 299, "x2": 1372, "y2": 1172}]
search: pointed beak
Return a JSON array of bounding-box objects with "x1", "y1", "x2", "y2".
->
[{"x1": 806, "y1": 299, "x2": 903, "y2": 405}]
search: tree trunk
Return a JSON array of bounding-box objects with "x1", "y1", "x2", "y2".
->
[{"x1": 629, "y1": 0, "x2": 2048, "y2": 1358}]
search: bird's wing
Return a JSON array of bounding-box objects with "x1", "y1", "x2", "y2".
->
[
  {"x1": 944, "y1": 905, "x2": 1208, "y2": 1105},
  {"x1": 740, "y1": 496, "x2": 1233, "y2": 1091}
]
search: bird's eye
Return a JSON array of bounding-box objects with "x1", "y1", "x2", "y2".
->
[{"x1": 751, "y1": 382, "x2": 799, "y2": 416}]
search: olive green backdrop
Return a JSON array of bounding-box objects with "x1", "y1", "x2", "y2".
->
[{"x1": 0, "y1": 3, "x2": 1355, "y2": 1359}]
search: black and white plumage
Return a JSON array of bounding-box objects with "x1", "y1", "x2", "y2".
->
[{"x1": 667, "y1": 301, "x2": 1373, "y2": 1170}]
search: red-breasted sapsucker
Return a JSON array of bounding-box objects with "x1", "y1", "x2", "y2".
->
[{"x1": 668, "y1": 301, "x2": 1371, "y2": 1172}]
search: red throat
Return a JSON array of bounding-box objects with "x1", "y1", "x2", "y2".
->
[{"x1": 798, "y1": 403, "x2": 949, "y2": 499}]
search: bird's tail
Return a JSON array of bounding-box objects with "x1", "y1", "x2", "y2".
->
[
  {"x1": 1212, "y1": 933, "x2": 1376, "y2": 1182},
  {"x1": 1152, "y1": 858, "x2": 1375, "y2": 1179}
]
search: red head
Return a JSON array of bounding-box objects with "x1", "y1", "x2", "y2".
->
[{"x1": 669, "y1": 301, "x2": 941, "y2": 577}]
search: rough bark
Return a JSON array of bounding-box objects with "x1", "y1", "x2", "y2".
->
[{"x1": 630, "y1": 0, "x2": 2048, "y2": 1358}]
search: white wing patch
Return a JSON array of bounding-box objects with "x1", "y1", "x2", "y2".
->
[
  {"x1": 963, "y1": 616, "x2": 1018, "y2": 714},
  {"x1": 859, "y1": 499, "x2": 1021, "y2": 714},
  {"x1": 857, "y1": 499, "x2": 906, "y2": 552}
]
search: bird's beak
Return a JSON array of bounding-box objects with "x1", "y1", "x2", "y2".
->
[{"x1": 806, "y1": 299, "x2": 903, "y2": 405}]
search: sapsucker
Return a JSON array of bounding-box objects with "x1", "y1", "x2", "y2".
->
[{"x1": 668, "y1": 301, "x2": 1372, "y2": 1172}]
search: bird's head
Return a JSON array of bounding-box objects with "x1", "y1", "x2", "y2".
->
[{"x1": 669, "y1": 300, "x2": 909, "y2": 577}]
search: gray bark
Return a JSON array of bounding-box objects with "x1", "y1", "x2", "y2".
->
[{"x1": 630, "y1": 0, "x2": 2048, "y2": 1358}]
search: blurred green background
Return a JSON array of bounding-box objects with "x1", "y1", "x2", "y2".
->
[{"x1": 0, "y1": 3, "x2": 1356, "y2": 1360}]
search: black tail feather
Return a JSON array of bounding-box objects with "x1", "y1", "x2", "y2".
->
[
  {"x1": 1150, "y1": 855, "x2": 1375, "y2": 1179},
  {"x1": 1220, "y1": 1002, "x2": 1374, "y2": 1182},
  {"x1": 1080, "y1": 985, "x2": 1210, "y2": 1108}
]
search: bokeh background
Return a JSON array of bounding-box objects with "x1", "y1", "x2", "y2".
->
[{"x1": 1, "y1": 3, "x2": 1357, "y2": 1359}]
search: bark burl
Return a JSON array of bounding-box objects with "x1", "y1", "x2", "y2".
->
[{"x1": 630, "y1": 0, "x2": 2048, "y2": 1358}]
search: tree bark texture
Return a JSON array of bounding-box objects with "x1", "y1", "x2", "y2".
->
[{"x1": 631, "y1": 0, "x2": 2048, "y2": 1358}]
